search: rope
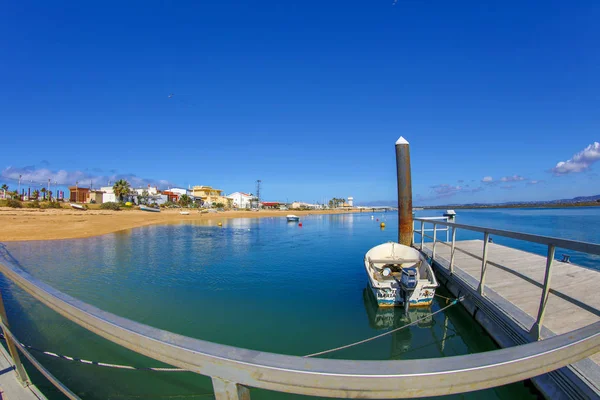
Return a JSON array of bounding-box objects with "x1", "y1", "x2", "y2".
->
[
  {"x1": 433, "y1": 293, "x2": 456, "y2": 301},
  {"x1": 0, "y1": 334, "x2": 186, "y2": 372},
  {"x1": 304, "y1": 296, "x2": 466, "y2": 358}
]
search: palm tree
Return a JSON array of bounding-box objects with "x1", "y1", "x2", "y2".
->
[
  {"x1": 32, "y1": 189, "x2": 40, "y2": 200},
  {"x1": 113, "y1": 179, "x2": 131, "y2": 202},
  {"x1": 1, "y1": 184, "x2": 8, "y2": 192},
  {"x1": 41, "y1": 187, "x2": 47, "y2": 200},
  {"x1": 178, "y1": 194, "x2": 191, "y2": 207}
]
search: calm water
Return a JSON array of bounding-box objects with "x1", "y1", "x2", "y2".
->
[{"x1": 5, "y1": 207, "x2": 597, "y2": 399}]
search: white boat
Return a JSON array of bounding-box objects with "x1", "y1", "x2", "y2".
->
[
  {"x1": 364, "y1": 242, "x2": 437, "y2": 308},
  {"x1": 70, "y1": 203, "x2": 85, "y2": 210},
  {"x1": 286, "y1": 215, "x2": 300, "y2": 222},
  {"x1": 140, "y1": 205, "x2": 161, "y2": 213},
  {"x1": 180, "y1": 211, "x2": 190, "y2": 215}
]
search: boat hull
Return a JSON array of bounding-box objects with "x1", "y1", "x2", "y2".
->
[
  {"x1": 140, "y1": 206, "x2": 161, "y2": 213},
  {"x1": 364, "y1": 242, "x2": 437, "y2": 308},
  {"x1": 367, "y1": 280, "x2": 434, "y2": 308}
]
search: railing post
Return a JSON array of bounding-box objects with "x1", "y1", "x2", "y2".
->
[
  {"x1": 449, "y1": 227, "x2": 456, "y2": 275},
  {"x1": 212, "y1": 377, "x2": 251, "y2": 400},
  {"x1": 432, "y1": 223, "x2": 438, "y2": 260},
  {"x1": 420, "y1": 222, "x2": 425, "y2": 250},
  {"x1": 0, "y1": 289, "x2": 30, "y2": 386},
  {"x1": 478, "y1": 232, "x2": 490, "y2": 295},
  {"x1": 531, "y1": 245, "x2": 556, "y2": 341}
]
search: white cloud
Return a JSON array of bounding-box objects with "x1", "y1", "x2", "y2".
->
[
  {"x1": 500, "y1": 175, "x2": 526, "y2": 182},
  {"x1": 552, "y1": 142, "x2": 600, "y2": 175},
  {"x1": 430, "y1": 184, "x2": 483, "y2": 198},
  {"x1": 482, "y1": 176, "x2": 493, "y2": 183},
  {"x1": 1, "y1": 166, "x2": 176, "y2": 189},
  {"x1": 527, "y1": 180, "x2": 543, "y2": 185}
]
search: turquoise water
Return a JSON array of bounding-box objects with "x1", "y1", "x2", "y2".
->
[{"x1": 3, "y1": 208, "x2": 594, "y2": 399}]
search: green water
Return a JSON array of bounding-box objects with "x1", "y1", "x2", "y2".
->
[{"x1": 1, "y1": 213, "x2": 545, "y2": 399}]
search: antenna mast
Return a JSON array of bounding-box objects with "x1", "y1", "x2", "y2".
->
[{"x1": 256, "y1": 180, "x2": 262, "y2": 205}]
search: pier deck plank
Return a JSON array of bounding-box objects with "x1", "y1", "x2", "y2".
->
[
  {"x1": 423, "y1": 239, "x2": 600, "y2": 366},
  {"x1": 0, "y1": 344, "x2": 46, "y2": 399}
]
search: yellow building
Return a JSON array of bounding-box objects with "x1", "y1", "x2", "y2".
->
[{"x1": 191, "y1": 186, "x2": 231, "y2": 207}]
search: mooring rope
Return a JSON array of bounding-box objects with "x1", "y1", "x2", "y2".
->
[
  {"x1": 303, "y1": 296, "x2": 466, "y2": 358},
  {"x1": 433, "y1": 292, "x2": 457, "y2": 301},
  {"x1": 0, "y1": 334, "x2": 186, "y2": 372}
]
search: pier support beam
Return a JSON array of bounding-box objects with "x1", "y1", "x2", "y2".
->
[
  {"x1": 395, "y1": 136, "x2": 413, "y2": 246},
  {"x1": 212, "y1": 377, "x2": 251, "y2": 400},
  {"x1": 0, "y1": 290, "x2": 30, "y2": 386}
]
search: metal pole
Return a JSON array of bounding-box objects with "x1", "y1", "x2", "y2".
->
[
  {"x1": 432, "y1": 223, "x2": 438, "y2": 260},
  {"x1": 395, "y1": 136, "x2": 413, "y2": 246},
  {"x1": 478, "y1": 232, "x2": 490, "y2": 295},
  {"x1": 532, "y1": 245, "x2": 556, "y2": 340},
  {"x1": 450, "y1": 227, "x2": 456, "y2": 275},
  {"x1": 0, "y1": 289, "x2": 30, "y2": 386},
  {"x1": 420, "y1": 222, "x2": 425, "y2": 250}
]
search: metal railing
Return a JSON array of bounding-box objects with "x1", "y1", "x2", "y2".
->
[
  {"x1": 0, "y1": 249, "x2": 599, "y2": 399},
  {"x1": 413, "y1": 217, "x2": 600, "y2": 341}
]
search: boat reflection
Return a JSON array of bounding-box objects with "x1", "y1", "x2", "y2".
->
[
  {"x1": 362, "y1": 287, "x2": 454, "y2": 358},
  {"x1": 362, "y1": 287, "x2": 433, "y2": 330}
]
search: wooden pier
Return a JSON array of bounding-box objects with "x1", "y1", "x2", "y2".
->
[{"x1": 415, "y1": 221, "x2": 600, "y2": 399}]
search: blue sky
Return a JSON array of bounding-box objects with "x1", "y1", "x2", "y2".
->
[{"x1": 1, "y1": 1, "x2": 598, "y2": 205}]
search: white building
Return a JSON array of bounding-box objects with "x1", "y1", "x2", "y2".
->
[
  {"x1": 227, "y1": 192, "x2": 253, "y2": 209},
  {"x1": 291, "y1": 201, "x2": 321, "y2": 210},
  {"x1": 100, "y1": 186, "x2": 116, "y2": 203},
  {"x1": 347, "y1": 197, "x2": 354, "y2": 207},
  {"x1": 169, "y1": 188, "x2": 189, "y2": 197}
]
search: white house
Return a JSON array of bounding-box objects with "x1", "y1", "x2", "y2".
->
[
  {"x1": 291, "y1": 201, "x2": 321, "y2": 210},
  {"x1": 100, "y1": 186, "x2": 116, "y2": 203},
  {"x1": 227, "y1": 192, "x2": 253, "y2": 209}
]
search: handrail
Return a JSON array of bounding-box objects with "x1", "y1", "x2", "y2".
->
[
  {"x1": 413, "y1": 217, "x2": 600, "y2": 341},
  {"x1": 413, "y1": 218, "x2": 600, "y2": 255},
  {"x1": 1, "y1": 256, "x2": 600, "y2": 399}
]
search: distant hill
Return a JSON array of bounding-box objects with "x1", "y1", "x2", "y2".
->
[{"x1": 358, "y1": 194, "x2": 600, "y2": 208}]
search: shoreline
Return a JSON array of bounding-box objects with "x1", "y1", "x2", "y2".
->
[{"x1": 0, "y1": 208, "x2": 366, "y2": 242}]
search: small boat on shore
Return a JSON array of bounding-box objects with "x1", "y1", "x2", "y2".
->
[
  {"x1": 180, "y1": 211, "x2": 190, "y2": 215},
  {"x1": 70, "y1": 203, "x2": 85, "y2": 210},
  {"x1": 287, "y1": 215, "x2": 300, "y2": 222},
  {"x1": 140, "y1": 205, "x2": 161, "y2": 213},
  {"x1": 364, "y1": 242, "x2": 437, "y2": 308}
]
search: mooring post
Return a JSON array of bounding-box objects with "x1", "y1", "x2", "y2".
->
[{"x1": 396, "y1": 136, "x2": 413, "y2": 246}]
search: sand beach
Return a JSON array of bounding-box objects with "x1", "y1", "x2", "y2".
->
[{"x1": 0, "y1": 207, "x2": 365, "y2": 242}]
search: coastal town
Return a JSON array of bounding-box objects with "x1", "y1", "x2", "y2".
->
[{"x1": 0, "y1": 179, "x2": 355, "y2": 211}]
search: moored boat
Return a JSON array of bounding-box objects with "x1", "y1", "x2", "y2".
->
[
  {"x1": 180, "y1": 211, "x2": 190, "y2": 215},
  {"x1": 286, "y1": 215, "x2": 300, "y2": 222},
  {"x1": 364, "y1": 242, "x2": 437, "y2": 308},
  {"x1": 140, "y1": 205, "x2": 161, "y2": 213},
  {"x1": 70, "y1": 203, "x2": 85, "y2": 210}
]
